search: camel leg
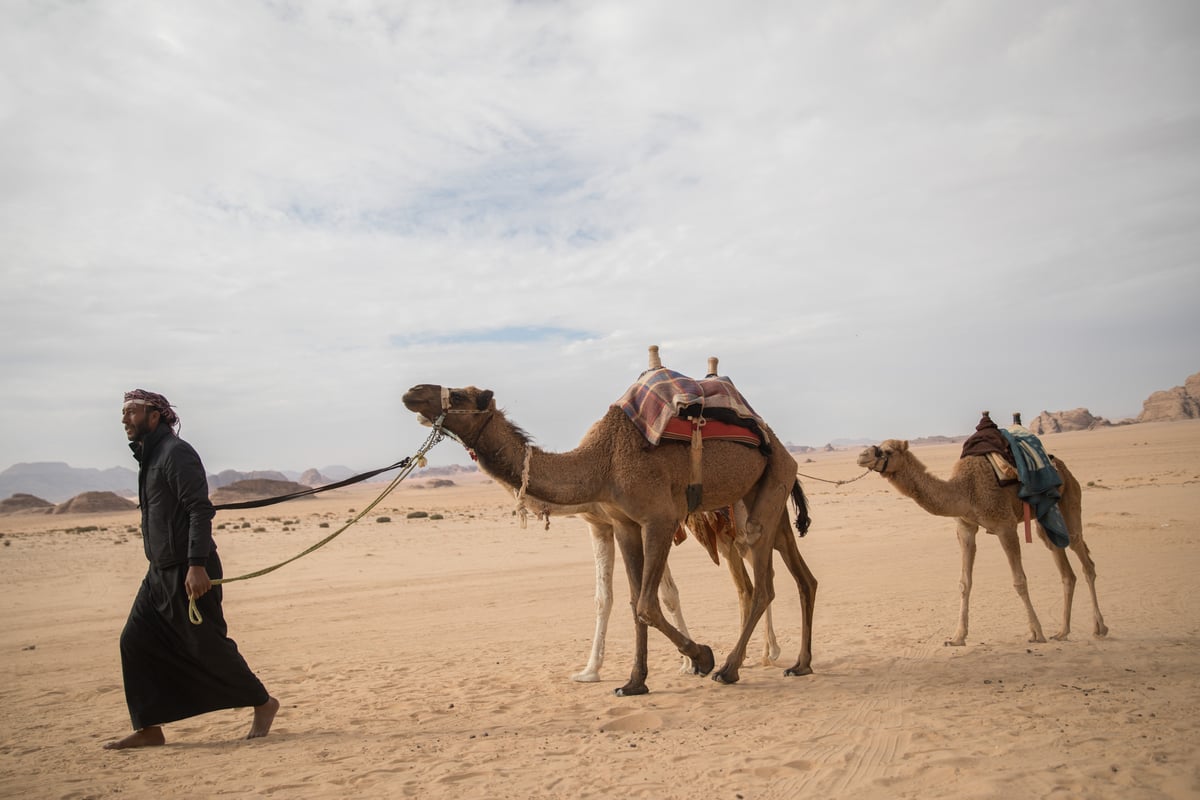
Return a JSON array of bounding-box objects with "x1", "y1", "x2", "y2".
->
[
  {"x1": 948, "y1": 520, "x2": 978, "y2": 646},
  {"x1": 657, "y1": 563, "x2": 696, "y2": 673},
  {"x1": 726, "y1": 517, "x2": 784, "y2": 666},
  {"x1": 1049, "y1": 528, "x2": 1108, "y2": 639},
  {"x1": 712, "y1": 536, "x2": 776, "y2": 685},
  {"x1": 1037, "y1": 525, "x2": 1077, "y2": 641},
  {"x1": 633, "y1": 519, "x2": 714, "y2": 677},
  {"x1": 572, "y1": 523, "x2": 615, "y2": 683},
  {"x1": 996, "y1": 525, "x2": 1047, "y2": 644},
  {"x1": 1054, "y1": 474, "x2": 1108, "y2": 638},
  {"x1": 614, "y1": 524, "x2": 651, "y2": 696},
  {"x1": 771, "y1": 513, "x2": 817, "y2": 676},
  {"x1": 1070, "y1": 536, "x2": 1108, "y2": 638}
]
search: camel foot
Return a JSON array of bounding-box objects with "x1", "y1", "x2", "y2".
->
[
  {"x1": 1028, "y1": 634, "x2": 1048, "y2": 644},
  {"x1": 784, "y1": 664, "x2": 813, "y2": 677},
  {"x1": 1050, "y1": 631, "x2": 1070, "y2": 641},
  {"x1": 943, "y1": 639, "x2": 966, "y2": 647},
  {"x1": 1095, "y1": 623, "x2": 1109, "y2": 638},
  {"x1": 571, "y1": 670, "x2": 601, "y2": 683},
  {"x1": 711, "y1": 668, "x2": 740, "y2": 685},
  {"x1": 614, "y1": 683, "x2": 649, "y2": 697},
  {"x1": 689, "y1": 645, "x2": 715, "y2": 677}
]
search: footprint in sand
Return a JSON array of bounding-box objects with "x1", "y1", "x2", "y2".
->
[{"x1": 598, "y1": 711, "x2": 663, "y2": 733}]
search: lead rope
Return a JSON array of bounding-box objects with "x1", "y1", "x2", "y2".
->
[{"x1": 188, "y1": 414, "x2": 449, "y2": 625}]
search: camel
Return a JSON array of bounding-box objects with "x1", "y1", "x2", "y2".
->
[
  {"x1": 402, "y1": 381, "x2": 816, "y2": 695},
  {"x1": 856, "y1": 438, "x2": 1108, "y2": 646},
  {"x1": 571, "y1": 503, "x2": 781, "y2": 683}
]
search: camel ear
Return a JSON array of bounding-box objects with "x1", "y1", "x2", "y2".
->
[
  {"x1": 477, "y1": 389, "x2": 494, "y2": 410},
  {"x1": 898, "y1": 440, "x2": 909, "y2": 452}
]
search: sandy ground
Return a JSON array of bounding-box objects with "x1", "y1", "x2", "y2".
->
[{"x1": 1, "y1": 420, "x2": 1198, "y2": 799}]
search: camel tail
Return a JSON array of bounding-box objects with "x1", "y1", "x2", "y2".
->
[{"x1": 791, "y1": 479, "x2": 811, "y2": 537}]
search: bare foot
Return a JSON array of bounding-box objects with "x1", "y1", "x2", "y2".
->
[
  {"x1": 103, "y1": 727, "x2": 165, "y2": 750},
  {"x1": 247, "y1": 696, "x2": 279, "y2": 740}
]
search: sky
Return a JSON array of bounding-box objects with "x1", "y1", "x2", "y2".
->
[{"x1": 2, "y1": 1, "x2": 1198, "y2": 476}]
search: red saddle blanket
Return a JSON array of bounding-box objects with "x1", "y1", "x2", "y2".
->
[
  {"x1": 615, "y1": 366, "x2": 768, "y2": 448},
  {"x1": 661, "y1": 417, "x2": 762, "y2": 447}
]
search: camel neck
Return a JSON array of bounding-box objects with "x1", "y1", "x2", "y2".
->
[
  {"x1": 470, "y1": 418, "x2": 605, "y2": 507},
  {"x1": 885, "y1": 458, "x2": 969, "y2": 519}
]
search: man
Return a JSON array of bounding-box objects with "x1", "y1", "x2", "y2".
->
[{"x1": 104, "y1": 389, "x2": 278, "y2": 750}]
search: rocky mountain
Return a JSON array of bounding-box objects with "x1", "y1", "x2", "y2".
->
[
  {"x1": 1138, "y1": 372, "x2": 1200, "y2": 422},
  {"x1": 0, "y1": 493, "x2": 55, "y2": 514},
  {"x1": 1028, "y1": 408, "x2": 1115, "y2": 435},
  {"x1": 53, "y1": 491, "x2": 138, "y2": 514},
  {"x1": 210, "y1": 478, "x2": 313, "y2": 505},
  {"x1": 299, "y1": 468, "x2": 328, "y2": 486},
  {"x1": 0, "y1": 462, "x2": 137, "y2": 504},
  {"x1": 207, "y1": 469, "x2": 291, "y2": 489}
]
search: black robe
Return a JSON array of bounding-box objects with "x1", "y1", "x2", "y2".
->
[{"x1": 119, "y1": 551, "x2": 268, "y2": 730}]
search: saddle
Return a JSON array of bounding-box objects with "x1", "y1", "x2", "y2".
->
[
  {"x1": 615, "y1": 364, "x2": 767, "y2": 450},
  {"x1": 615, "y1": 348, "x2": 769, "y2": 511}
]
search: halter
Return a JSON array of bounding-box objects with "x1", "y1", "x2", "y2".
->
[
  {"x1": 867, "y1": 445, "x2": 890, "y2": 475},
  {"x1": 436, "y1": 387, "x2": 536, "y2": 528}
]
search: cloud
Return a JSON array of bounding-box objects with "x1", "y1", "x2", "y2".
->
[{"x1": 1, "y1": 0, "x2": 1197, "y2": 473}]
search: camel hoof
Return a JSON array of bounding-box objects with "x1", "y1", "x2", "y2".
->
[
  {"x1": 711, "y1": 669, "x2": 739, "y2": 685},
  {"x1": 614, "y1": 684, "x2": 649, "y2": 697},
  {"x1": 784, "y1": 665, "x2": 813, "y2": 677},
  {"x1": 1050, "y1": 632, "x2": 1070, "y2": 642},
  {"x1": 1029, "y1": 634, "x2": 1047, "y2": 644},
  {"x1": 1095, "y1": 625, "x2": 1109, "y2": 638},
  {"x1": 944, "y1": 639, "x2": 966, "y2": 647},
  {"x1": 690, "y1": 645, "x2": 715, "y2": 677},
  {"x1": 571, "y1": 671, "x2": 600, "y2": 683}
]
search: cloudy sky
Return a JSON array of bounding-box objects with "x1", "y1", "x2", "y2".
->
[{"x1": 2, "y1": 1, "x2": 1198, "y2": 476}]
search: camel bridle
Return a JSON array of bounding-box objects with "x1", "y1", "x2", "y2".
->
[
  {"x1": 867, "y1": 445, "x2": 891, "y2": 475},
  {"x1": 435, "y1": 386, "x2": 538, "y2": 528},
  {"x1": 437, "y1": 387, "x2": 497, "y2": 453}
]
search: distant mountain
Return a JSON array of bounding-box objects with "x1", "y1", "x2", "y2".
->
[
  {"x1": 207, "y1": 469, "x2": 291, "y2": 490},
  {"x1": 0, "y1": 462, "x2": 137, "y2": 504},
  {"x1": 3, "y1": 372, "x2": 1195, "y2": 503},
  {"x1": 1138, "y1": 371, "x2": 1200, "y2": 422}
]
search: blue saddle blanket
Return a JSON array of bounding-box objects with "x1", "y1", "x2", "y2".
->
[{"x1": 999, "y1": 427, "x2": 1070, "y2": 548}]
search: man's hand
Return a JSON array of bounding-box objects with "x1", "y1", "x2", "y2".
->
[{"x1": 185, "y1": 565, "x2": 212, "y2": 599}]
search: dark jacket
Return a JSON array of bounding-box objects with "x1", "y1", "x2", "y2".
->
[{"x1": 130, "y1": 424, "x2": 216, "y2": 568}]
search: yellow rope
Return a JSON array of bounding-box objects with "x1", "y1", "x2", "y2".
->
[{"x1": 188, "y1": 420, "x2": 445, "y2": 625}]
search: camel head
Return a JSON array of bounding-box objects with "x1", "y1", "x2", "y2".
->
[
  {"x1": 401, "y1": 384, "x2": 496, "y2": 444},
  {"x1": 856, "y1": 439, "x2": 909, "y2": 475}
]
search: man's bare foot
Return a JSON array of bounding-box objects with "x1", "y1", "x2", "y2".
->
[
  {"x1": 247, "y1": 696, "x2": 279, "y2": 740},
  {"x1": 103, "y1": 727, "x2": 165, "y2": 750}
]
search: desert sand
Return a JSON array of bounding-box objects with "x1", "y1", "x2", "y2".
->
[{"x1": 1, "y1": 419, "x2": 1198, "y2": 799}]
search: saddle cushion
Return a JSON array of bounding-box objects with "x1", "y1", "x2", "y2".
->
[
  {"x1": 615, "y1": 366, "x2": 768, "y2": 448},
  {"x1": 660, "y1": 416, "x2": 762, "y2": 447}
]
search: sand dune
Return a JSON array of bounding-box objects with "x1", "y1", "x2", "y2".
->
[{"x1": 1, "y1": 420, "x2": 1197, "y2": 799}]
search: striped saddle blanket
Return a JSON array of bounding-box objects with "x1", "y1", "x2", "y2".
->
[{"x1": 615, "y1": 367, "x2": 768, "y2": 449}]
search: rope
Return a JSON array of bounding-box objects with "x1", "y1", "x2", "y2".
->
[
  {"x1": 188, "y1": 415, "x2": 448, "y2": 625},
  {"x1": 796, "y1": 467, "x2": 874, "y2": 486},
  {"x1": 514, "y1": 444, "x2": 533, "y2": 529}
]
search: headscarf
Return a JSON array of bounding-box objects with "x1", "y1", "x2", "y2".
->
[{"x1": 123, "y1": 389, "x2": 180, "y2": 431}]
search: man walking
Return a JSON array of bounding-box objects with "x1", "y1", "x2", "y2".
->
[{"x1": 104, "y1": 389, "x2": 278, "y2": 749}]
